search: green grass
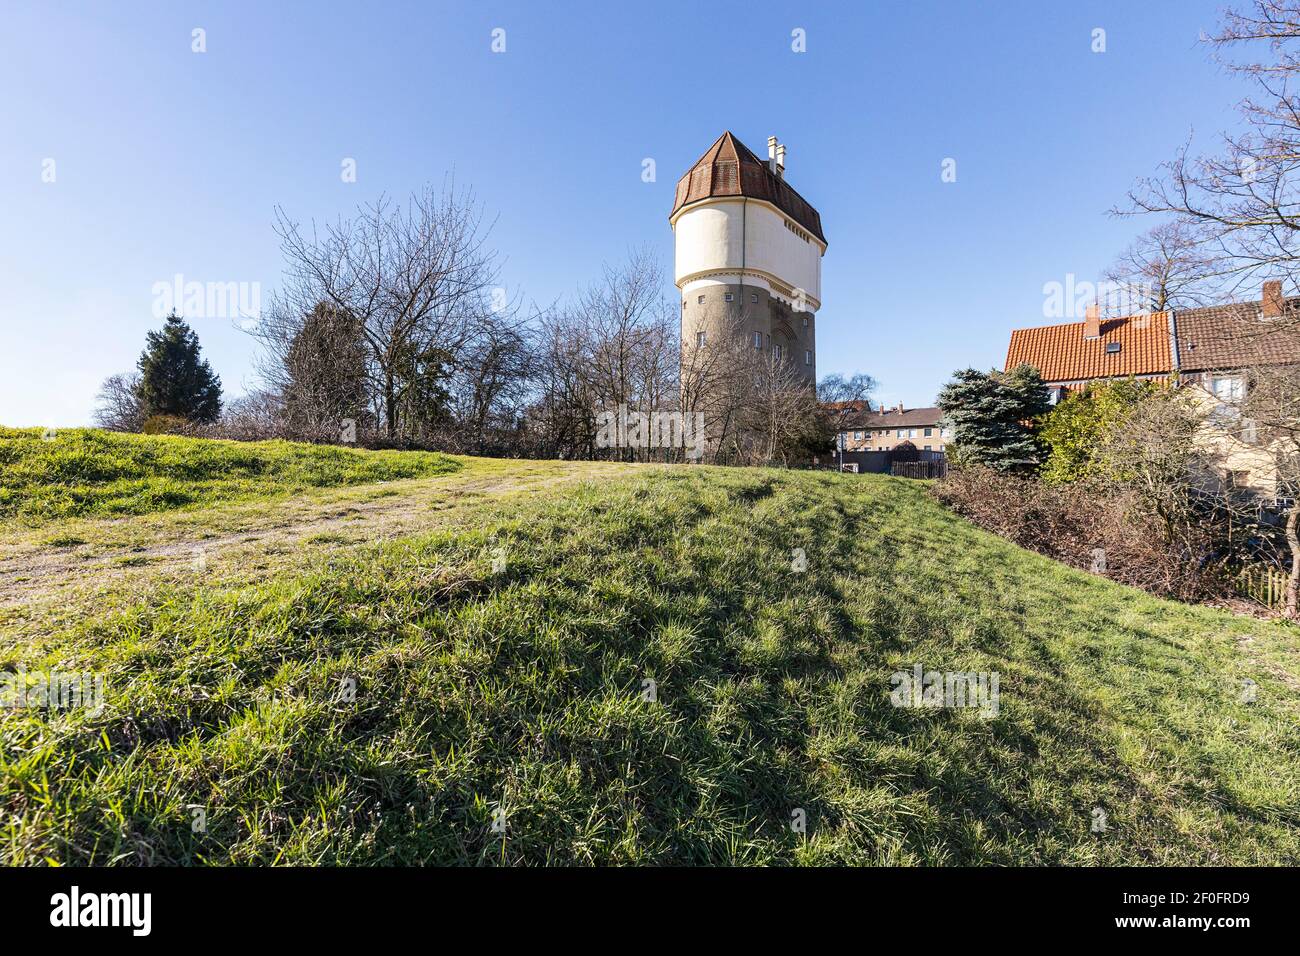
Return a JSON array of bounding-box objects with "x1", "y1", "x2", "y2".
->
[
  {"x1": 0, "y1": 428, "x2": 461, "y2": 522},
  {"x1": 1, "y1": 448, "x2": 1297, "y2": 865}
]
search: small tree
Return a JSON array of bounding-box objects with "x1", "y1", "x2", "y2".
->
[
  {"x1": 284, "y1": 302, "x2": 369, "y2": 440},
  {"x1": 1092, "y1": 385, "x2": 1226, "y2": 578},
  {"x1": 817, "y1": 372, "x2": 878, "y2": 406},
  {"x1": 1040, "y1": 378, "x2": 1158, "y2": 483},
  {"x1": 937, "y1": 364, "x2": 1050, "y2": 473},
  {"x1": 891, "y1": 439, "x2": 919, "y2": 463},
  {"x1": 91, "y1": 372, "x2": 144, "y2": 432},
  {"x1": 136, "y1": 312, "x2": 222, "y2": 423}
]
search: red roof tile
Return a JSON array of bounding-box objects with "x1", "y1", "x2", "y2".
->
[
  {"x1": 1174, "y1": 299, "x2": 1300, "y2": 371},
  {"x1": 1004, "y1": 313, "x2": 1173, "y2": 383}
]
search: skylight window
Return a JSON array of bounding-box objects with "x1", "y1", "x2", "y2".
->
[{"x1": 1105, "y1": 342, "x2": 1122, "y2": 354}]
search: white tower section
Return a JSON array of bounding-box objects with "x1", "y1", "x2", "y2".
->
[
  {"x1": 670, "y1": 131, "x2": 827, "y2": 384},
  {"x1": 673, "y1": 198, "x2": 823, "y2": 311}
]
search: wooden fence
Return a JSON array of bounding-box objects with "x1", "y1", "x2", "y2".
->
[
  {"x1": 1234, "y1": 563, "x2": 1292, "y2": 611},
  {"x1": 890, "y1": 459, "x2": 949, "y2": 480}
]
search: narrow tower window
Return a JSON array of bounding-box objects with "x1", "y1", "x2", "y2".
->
[
  {"x1": 696, "y1": 331, "x2": 707, "y2": 347},
  {"x1": 753, "y1": 331, "x2": 762, "y2": 350},
  {"x1": 724, "y1": 293, "x2": 734, "y2": 302},
  {"x1": 804, "y1": 349, "x2": 812, "y2": 366}
]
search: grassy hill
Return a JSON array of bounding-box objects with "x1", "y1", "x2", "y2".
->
[
  {"x1": 0, "y1": 428, "x2": 460, "y2": 522},
  {"x1": 1, "y1": 433, "x2": 1298, "y2": 865}
]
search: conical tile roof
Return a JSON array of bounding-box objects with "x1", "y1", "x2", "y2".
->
[{"x1": 670, "y1": 131, "x2": 826, "y2": 246}]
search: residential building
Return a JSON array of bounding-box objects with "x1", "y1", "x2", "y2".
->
[
  {"x1": 1003, "y1": 281, "x2": 1300, "y2": 495},
  {"x1": 827, "y1": 402, "x2": 951, "y2": 453},
  {"x1": 1004, "y1": 305, "x2": 1175, "y2": 404}
]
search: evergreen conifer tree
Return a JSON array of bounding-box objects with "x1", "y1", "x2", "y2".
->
[{"x1": 136, "y1": 312, "x2": 223, "y2": 423}]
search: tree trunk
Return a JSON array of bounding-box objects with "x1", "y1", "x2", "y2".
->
[
  {"x1": 1286, "y1": 502, "x2": 1299, "y2": 620},
  {"x1": 385, "y1": 372, "x2": 397, "y2": 439}
]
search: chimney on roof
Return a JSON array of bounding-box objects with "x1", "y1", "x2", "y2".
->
[
  {"x1": 1262, "y1": 279, "x2": 1283, "y2": 318},
  {"x1": 767, "y1": 136, "x2": 779, "y2": 175},
  {"x1": 896, "y1": 402, "x2": 904, "y2": 414},
  {"x1": 1083, "y1": 302, "x2": 1101, "y2": 340},
  {"x1": 775, "y1": 143, "x2": 786, "y2": 178}
]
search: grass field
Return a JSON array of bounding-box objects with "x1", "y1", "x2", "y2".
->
[
  {"x1": 0, "y1": 428, "x2": 461, "y2": 522},
  {"x1": 1, "y1": 433, "x2": 1298, "y2": 865}
]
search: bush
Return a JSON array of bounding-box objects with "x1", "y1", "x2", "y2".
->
[
  {"x1": 1039, "y1": 378, "x2": 1158, "y2": 484},
  {"x1": 933, "y1": 464, "x2": 1229, "y2": 602},
  {"x1": 140, "y1": 414, "x2": 194, "y2": 436},
  {"x1": 892, "y1": 440, "x2": 919, "y2": 462}
]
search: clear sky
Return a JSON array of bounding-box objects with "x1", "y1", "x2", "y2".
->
[{"x1": 0, "y1": 0, "x2": 1251, "y2": 426}]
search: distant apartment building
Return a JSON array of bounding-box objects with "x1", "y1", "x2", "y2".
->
[{"x1": 827, "y1": 402, "x2": 950, "y2": 453}]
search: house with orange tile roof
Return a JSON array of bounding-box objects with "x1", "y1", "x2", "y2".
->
[
  {"x1": 1006, "y1": 280, "x2": 1300, "y2": 401},
  {"x1": 1003, "y1": 280, "x2": 1300, "y2": 494},
  {"x1": 1004, "y1": 305, "x2": 1175, "y2": 404}
]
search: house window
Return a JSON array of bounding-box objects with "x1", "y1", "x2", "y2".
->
[
  {"x1": 854, "y1": 431, "x2": 863, "y2": 441},
  {"x1": 696, "y1": 331, "x2": 707, "y2": 347},
  {"x1": 1212, "y1": 376, "x2": 1244, "y2": 403},
  {"x1": 724, "y1": 293, "x2": 734, "y2": 302},
  {"x1": 804, "y1": 349, "x2": 812, "y2": 366},
  {"x1": 924, "y1": 445, "x2": 931, "y2": 451},
  {"x1": 908, "y1": 429, "x2": 917, "y2": 438},
  {"x1": 753, "y1": 331, "x2": 762, "y2": 350},
  {"x1": 1211, "y1": 376, "x2": 1245, "y2": 426},
  {"x1": 924, "y1": 427, "x2": 932, "y2": 437},
  {"x1": 896, "y1": 429, "x2": 903, "y2": 438}
]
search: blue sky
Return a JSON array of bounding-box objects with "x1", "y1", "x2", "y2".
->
[{"x1": 0, "y1": 0, "x2": 1249, "y2": 425}]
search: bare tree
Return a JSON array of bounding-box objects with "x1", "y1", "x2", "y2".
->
[
  {"x1": 450, "y1": 306, "x2": 537, "y2": 454},
  {"x1": 736, "y1": 347, "x2": 825, "y2": 466},
  {"x1": 1122, "y1": 1, "x2": 1300, "y2": 307},
  {"x1": 1236, "y1": 362, "x2": 1300, "y2": 616},
  {"x1": 526, "y1": 250, "x2": 680, "y2": 461},
  {"x1": 1094, "y1": 386, "x2": 1212, "y2": 544},
  {"x1": 1102, "y1": 221, "x2": 1224, "y2": 312},
  {"x1": 817, "y1": 372, "x2": 878, "y2": 406},
  {"x1": 252, "y1": 182, "x2": 502, "y2": 441},
  {"x1": 91, "y1": 372, "x2": 143, "y2": 432},
  {"x1": 220, "y1": 389, "x2": 286, "y2": 441},
  {"x1": 679, "y1": 304, "x2": 751, "y2": 463},
  {"x1": 528, "y1": 305, "x2": 597, "y2": 458}
]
